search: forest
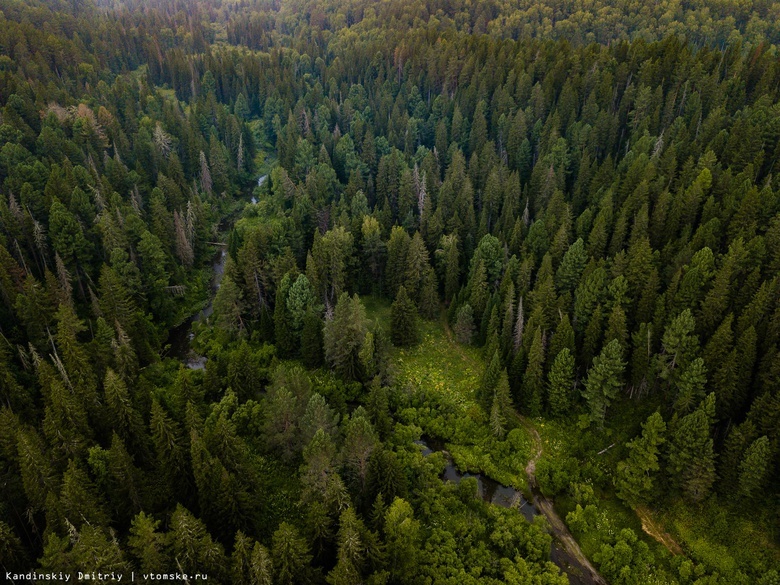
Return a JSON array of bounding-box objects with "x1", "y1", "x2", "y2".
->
[{"x1": 0, "y1": 0, "x2": 779, "y2": 583}]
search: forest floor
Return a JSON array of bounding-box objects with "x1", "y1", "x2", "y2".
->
[{"x1": 634, "y1": 506, "x2": 684, "y2": 555}]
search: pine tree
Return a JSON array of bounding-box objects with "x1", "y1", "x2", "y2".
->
[
  {"x1": 390, "y1": 285, "x2": 419, "y2": 347},
  {"x1": 615, "y1": 412, "x2": 666, "y2": 504},
  {"x1": 547, "y1": 348, "x2": 575, "y2": 417},
  {"x1": 582, "y1": 339, "x2": 626, "y2": 427}
]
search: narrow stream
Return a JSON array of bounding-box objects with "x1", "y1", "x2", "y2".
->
[
  {"x1": 167, "y1": 174, "x2": 267, "y2": 366},
  {"x1": 166, "y1": 248, "x2": 227, "y2": 369},
  {"x1": 416, "y1": 438, "x2": 593, "y2": 585}
]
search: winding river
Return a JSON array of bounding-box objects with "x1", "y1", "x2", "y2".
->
[
  {"x1": 166, "y1": 175, "x2": 267, "y2": 367},
  {"x1": 416, "y1": 437, "x2": 605, "y2": 585}
]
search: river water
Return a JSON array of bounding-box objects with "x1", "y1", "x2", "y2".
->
[
  {"x1": 166, "y1": 247, "x2": 227, "y2": 369},
  {"x1": 416, "y1": 438, "x2": 592, "y2": 585},
  {"x1": 166, "y1": 175, "x2": 267, "y2": 366}
]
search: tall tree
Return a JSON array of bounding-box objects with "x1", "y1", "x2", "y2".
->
[
  {"x1": 390, "y1": 285, "x2": 418, "y2": 347},
  {"x1": 615, "y1": 412, "x2": 666, "y2": 504},
  {"x1": 582, "y1": 339, "x2": 626, "y2": 427}
]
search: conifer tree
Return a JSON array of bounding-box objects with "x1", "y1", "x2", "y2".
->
[
  {"x1": 324, "y1": 293, "x2": 369, "y2": 381},
  {"x1": 672, "y1": 358, "x2": 707, "y2": 415},
  {"x1": 522, "y1": 327, "x2": 546, "y2": 416},
  {"x1": 274, "y1": 273, "x2": 297, "y2": 357},
  {"x1": 737, "y1": 436, "x2": 771, "y2": 501},
  {"x1": 128, "y1": 512, "x2": 169, "y2": 573},
  {"x1": 385, "y1": 226, "x2": 411, "y2": 298},
  {"x1": 272, "y1": 522, "x2": 313, "y2": 585},
  {"x1": 582, "y1": 339, "x2": 626, "y2": 427},
  {"x1": 490, "y1": 371, "x2": 514, "y2": 438},
  {"x1": 657, "y1": 309, "x2": 699, "y2": 387},
  {"x1": 384, "y1": 498, "x2": 420, "y2": 583},
  {"x1": 327, "y1": 507, "x2": 365, "y2": 585},
  {"x1": 390, "y1": 285, "x2": 419, "y2": 347},
  {"x1": 453, "y1": 304, "x2": 475, "y2": 345},
  {"x1": 481, "y1": 350, "x2": 502, "y2": 407},
  {"x1": 547, "y1": 348, "x2": 575, "y2": 417},
  {"x1": 615, "y1": 412, "x2": 666, "y2": 504},
  {"x1": 555, "y1": 238, "x2": 588, "y2": 293},
  {"x1": 668, "y1": 393, "x2": 717, "y2": 503},
  {"x1": 301, "y1": 308, "x2": 324, "y2": 368}
]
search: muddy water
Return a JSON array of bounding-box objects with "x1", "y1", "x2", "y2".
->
[
  {"x1": 416, "y1": 438, "x2": 594, "y2": 585},
  {"x1": 166, "y1": 248, "x2": 227, "y2": 369}
]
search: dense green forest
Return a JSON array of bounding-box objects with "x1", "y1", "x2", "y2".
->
[{"x1": 1, "y1": 0, "x2": 780, "y2": 583}]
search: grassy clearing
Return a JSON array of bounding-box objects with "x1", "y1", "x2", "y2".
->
[
  {"x1": 661, "y1": 500, "x2": 780, "y2": 577},
  {"x1": 363, "y1": 297, "x2": 533, "y2": 489}
]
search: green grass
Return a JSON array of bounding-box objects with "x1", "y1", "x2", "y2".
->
[
  {"x1": 364, "y1": 297, "x2": 533, "y2": 489},
  {"x1": 393, "y1": 317, "x2": 484, "y2": 409},
  {"x1": 662, "y1": 499, "x2": 780, "y2": 576}
]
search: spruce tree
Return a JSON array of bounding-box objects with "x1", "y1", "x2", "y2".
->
[
  {"x1": 737, "y1": 435, "x2": 771, "y2": 501},
  {"x1": 582, "y1": 339, "x2": 626, "y2": 427},
  {"x1": 453, "y1": 304, "x2": 475, "y2": 345},
  {"x1": 486, "y1": 368, "x2": 510, "y2": 437},
  {"x1": 272, "y1": 522, "x2": 313, "y2": 585},
  {"x1": 390, "y1": 285, "x2": 419, "y2": 347},
  {"x1": 522, "y1": 327, "x2": 546, "y2": 416},
  {"x1": 323, "y1": 293, "x2": 369, "y2": 381},
  {"x1": 301, "y1": 309, "x2": 324, "y2": 368},
  {"x1": 547, "y1": 348, "x2": 575, "y2": 417},
  {"x1": 668, "y1": 393, "x2": 717, "y2": 503},
  {"x1": 615, "y1": 412, "x2": 666, "y2": 504}
]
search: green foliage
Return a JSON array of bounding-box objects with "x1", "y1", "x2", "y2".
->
[
  {"x1": 582, "y1": 339, "x2": 626, "y2": 427},
  {"x1": 390, "y1": 285, "x2": 419, "y2": 347},
  {"x1": 324, "y1": 293, "x2": 370, "y2": 381},
  {"x1": 668, "y1": 394, "x2": 717, "y2": 503},
  {"x1": 3, "y1": 1, "x2": 780, "y2": 581},
  {"x1": 547, "y1": 348, "x2": 575, "y2": 417},
  {"x1": 615, "y1": 412, "x2": 667, "y2": 505}
]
